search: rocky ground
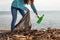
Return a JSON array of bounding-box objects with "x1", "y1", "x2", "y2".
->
[{"x1": 0, "y1": 28, "x2": 60, "y2": 40}]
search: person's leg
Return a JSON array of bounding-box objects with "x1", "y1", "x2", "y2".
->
[
  {"x1": 18, "y1": 8, "x2": 25, "y2": 17},
  {"x1": 11, "y1": 6, "x2": 17, "y2": 32}
]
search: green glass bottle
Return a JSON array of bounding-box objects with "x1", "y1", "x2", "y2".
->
[{"x1": 37, "y1": 14, "x2": 44, "y2": 24}]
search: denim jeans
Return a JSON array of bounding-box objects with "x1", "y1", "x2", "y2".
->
[{"x1": 11, "y1": 6, "x2": 25, "y2": 32}]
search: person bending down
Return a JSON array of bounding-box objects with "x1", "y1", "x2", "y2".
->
[{"x1": 11, "y1": 0, "x2": 39, "y2": 32}]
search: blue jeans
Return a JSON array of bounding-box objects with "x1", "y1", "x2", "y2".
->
[{"x1": 11, "y1": 6, "x2": 25, "y2": 32}]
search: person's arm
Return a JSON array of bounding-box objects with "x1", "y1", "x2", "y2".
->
[{"x1": 31, "y1": 4, "x2": 39, "y2": 18}]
